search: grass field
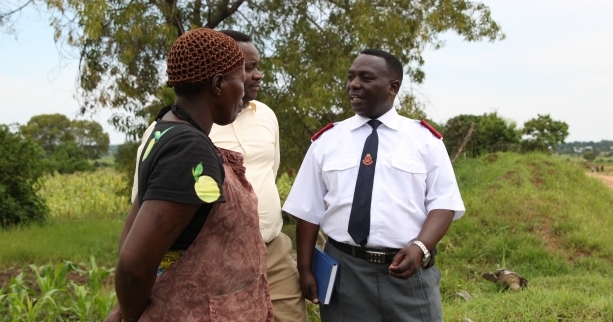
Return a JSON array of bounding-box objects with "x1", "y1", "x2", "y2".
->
[
  {"x1": 441, "y1": 153, "x2": 613, "y2": 321},
  {"x1": 2, "y1": 153, "x2": 613, "y2": 321}
]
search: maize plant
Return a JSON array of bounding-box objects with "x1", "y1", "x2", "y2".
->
[{"x1": 0, "y1": 257, "x2": 116, "y2": 321}]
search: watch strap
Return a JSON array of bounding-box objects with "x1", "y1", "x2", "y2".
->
[{"x1": 410, "y1": 240, "x2": 430, "y2": 267}]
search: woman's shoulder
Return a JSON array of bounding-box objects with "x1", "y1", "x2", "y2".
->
[{"x1": 144, "y1": 122, "x2": 219, "y2": 159}]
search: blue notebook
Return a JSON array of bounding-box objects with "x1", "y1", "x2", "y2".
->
[{"x1": 312, "y1": 246, "x2": 339, "y2": 305}]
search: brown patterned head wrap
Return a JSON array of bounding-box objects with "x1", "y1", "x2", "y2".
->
[{"x1": 167, "y1": 28, "x2": 244, "y2": 86}]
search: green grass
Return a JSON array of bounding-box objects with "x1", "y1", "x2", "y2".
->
[
  {"x1": 1, "y1": 169, "x2": 128, "y2": 269},
  {"x1": 0, "y1": 218, "x2": 123, "y2": 269},
  {"x1": 445, "y1": 274, "x2": 613, "y2": 321},
  {"x1": 439, "y1": 153, "x2": 613, "y2": 320}
]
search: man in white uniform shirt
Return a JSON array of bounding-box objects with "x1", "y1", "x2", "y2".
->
[
  {"x1": 132, "y1": 31, "x2": 308, "y2": 322},
  {"x1": 282, "y1": 49, "x2": 465, "y2": 322}
]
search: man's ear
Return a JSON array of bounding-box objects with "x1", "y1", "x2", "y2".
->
[
  {"x1": 389, "y1": 80, "x2": 401, "y2": 96},
  {"x1": 211, "y1": 74, "x2": 224, "y2": 96}
]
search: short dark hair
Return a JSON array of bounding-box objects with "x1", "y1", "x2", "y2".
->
[
  {"x1": 219, "y1": 30, "x2": 252, "y2": 43},
  {"x1": 360, "y1": 49, "x2": 403, "y2": 83}
]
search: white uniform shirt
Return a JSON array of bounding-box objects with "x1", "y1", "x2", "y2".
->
[
  {"x1": 132, "y1": 100, "x2": 282, "y2": 243},
  {"x1": 282, "y1": 108, "x2": 465, "y2": 249}
]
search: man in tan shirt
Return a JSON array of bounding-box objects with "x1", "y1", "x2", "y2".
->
[{"x1": 131, "y1": 30, "x2": 308, "y2": 322}]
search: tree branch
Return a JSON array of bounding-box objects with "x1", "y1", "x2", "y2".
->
[
  {"x1": 151, "y1": 0, "x2": 184, "y2": 36},
  {"x1": 0, "y1": 0, "x2": 34, "y2": 19},
  {"x1": 451, "y1": 122, "x2": 475, "y2": 165},
  {"x1": 193, "y1": 0, "x2": 202, "y2": 27},
  {"x1": 204, "y1": 0, "x2": 246, "y2": 29}
]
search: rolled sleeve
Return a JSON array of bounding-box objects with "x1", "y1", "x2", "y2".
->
[
  {"x1": 424, "y1": 139, "x2": 465, "y2": 220},
  {"x1": 281, "y1": 143, "x2": 327, "y2": 224}
]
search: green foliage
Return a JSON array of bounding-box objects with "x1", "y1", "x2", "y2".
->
[
  {"x1": 45, "y1": 0, "x2": 505, "y2": 171},
  {"x1": 254, "y1": 0, "x2": 504, "y2": 171},
  {"x1": 21, "y1": 114, "x2": 110, "y2": 159},
  {"x1": 0, "y1": 258, "x2": 116, "y2": 321},
  {"x1": 20, "y1": 113, "x2": 74, "y2": 156},
  {"x1": 20, "y1": 114, "x2": 110, "y2": 175},
  {"x1": 443, "y1": 112, "x2": 521, "y2": 157},
  {"x1": 39, "y1": 168, "x2": 130, "y2": 219},
  {"x1": 71, "y1": 119, "x2": 111, "y2": 159},
  {"x1": 521, "y1": 114, "x2": 569, "y2": 152},
  {"x1": 48, "y1": 141, "x2": 95, "y2": 174},
  {"x1": 583, "y1": 151, "x2": 596, "y2": 161},
  {"x1": 557, "y1": 140, "x2": 613, "y2": 155},
  {"x1": 0, "y1": 125, "x2": 48, "y2": 227}
]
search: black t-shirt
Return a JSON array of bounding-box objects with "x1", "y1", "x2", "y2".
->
[{"x1": 137, "y1": 121, "x2": 225, "y2": 250}]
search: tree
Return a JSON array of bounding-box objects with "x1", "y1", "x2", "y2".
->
[
  {"x1": 521, "y1": 114, "x2": 569, "y2": 153},
  {"x1": 46, "y1": 0, "x2": 504, "y2": 171},
  {"x1": 443, "y1": 112, "x2": 521, "y2": 158},
  {"x1": 48, "y1": 141, "x2": 95, "y2": 174},
  {"x1": 71, "y1": 119, "x2": 110, "y2": 159},
  {"x1": 21, "y1": 114, "x2": 110, "y2": 161},
  {"x1": 0, "y1": 124, "x2": 48, "y2": 227},
  {"x1": 21, "y1": 113, "x2": 74, "y2": 156}
]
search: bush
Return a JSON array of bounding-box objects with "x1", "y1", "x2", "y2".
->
[
  {"x1": 0, "y1": 125, "x2": 48, "y2": 227},
  {"x1": 583, "y1": 151, "x2": 596, "y2": 161},
  {"x1": 48, "y1": 141, "x2": 95, "y2": 174}
]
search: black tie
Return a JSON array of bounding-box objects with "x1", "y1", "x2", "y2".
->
[{"x1": 348, "y1": 119, "x2": 381, "y2": 247}]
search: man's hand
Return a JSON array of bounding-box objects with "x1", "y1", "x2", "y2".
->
[
  {"x1": 295, "y1": 218, "x2": 321, "y2": 303},
  {"x1": 299, "y1": 270, "x2": 320, "y2": 304},
  {"x1": 388, "y1": 244, "x2": 423, "y2": 279}
]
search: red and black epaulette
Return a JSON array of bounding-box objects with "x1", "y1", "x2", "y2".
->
[
  {"x1": 420, "y1": 120, "x2": 443, "y2": 139},
  {"x1": 311, "y1": 123, "x2": 335, "y2": 142}
]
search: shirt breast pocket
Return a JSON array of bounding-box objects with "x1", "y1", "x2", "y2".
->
[
  {"x1": 323, "y1": 157, "x2": 359, "y2": 198},
  {"x1": 390, "y1": 158, "x2": 427, "y2": 199}
]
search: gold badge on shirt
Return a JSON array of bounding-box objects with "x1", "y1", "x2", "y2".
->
[{"x1": 362, "y1": 154, "x2": 374, "y2": 166}]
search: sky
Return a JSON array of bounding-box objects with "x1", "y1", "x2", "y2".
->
[{"x1": 1, "y1": 0, "x2": 612, "y2": 144}]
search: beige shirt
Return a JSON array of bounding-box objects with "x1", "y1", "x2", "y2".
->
[{"x1": 132, "y1": 100, "x2": 282, "y2": 243}]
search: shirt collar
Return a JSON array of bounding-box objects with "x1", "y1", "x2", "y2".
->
[
  {"x1": 239, "y1": 101, "x2": 257, "y2": 114},
  {"x1": 347, "y1": 108, "x2": 400, "y2": 131}
]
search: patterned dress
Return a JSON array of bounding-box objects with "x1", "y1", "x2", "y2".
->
[{"x1": 106, "y1": 148, "x2": 273, "y2": 321}]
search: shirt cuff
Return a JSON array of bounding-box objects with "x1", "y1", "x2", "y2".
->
[
  {"x1": 426, "y1": 199, "x2": 466, "y2": 220},
  {"x1": 282, "y1": 201, "x2": 321, "y2": 225}
]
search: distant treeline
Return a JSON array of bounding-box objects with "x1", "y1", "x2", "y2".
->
[{"x1": 557, "y1": 140, "x2": 613, "y2": 155}]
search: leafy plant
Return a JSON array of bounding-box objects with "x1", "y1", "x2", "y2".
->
[
  {"x1": 0, "y1": 257, "x2": 116, "y2": 321},
  {"x1": 39, "y1": 168, "x2": 130, "y2": 219},
  {"x1": 0, "y1": 125, "x2": 48, "y2": 227}
]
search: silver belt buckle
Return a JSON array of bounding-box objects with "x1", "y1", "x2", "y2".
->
[{"x1": 365, "y1": 250, "x2": 386, "y2": 263}]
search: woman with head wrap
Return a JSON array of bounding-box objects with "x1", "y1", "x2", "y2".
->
[{"x1": 105, "y1": 28, "x2": 274, "y2": 322}]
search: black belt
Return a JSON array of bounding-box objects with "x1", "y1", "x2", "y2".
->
[
  {"x1": 328, "y1": 238, "x2": 436, "y2": 267},
  {"x1": 328, "y1": 238, "x2": 400, "y2": 264}
]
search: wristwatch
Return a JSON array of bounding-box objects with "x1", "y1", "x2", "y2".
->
[{"x1": 409, "y1": 240, "x2": 431, "y2": 267}]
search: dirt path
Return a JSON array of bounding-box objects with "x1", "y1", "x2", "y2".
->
[{"x1": 588, "y1": 173, "x2": 613, "y2": 189}]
